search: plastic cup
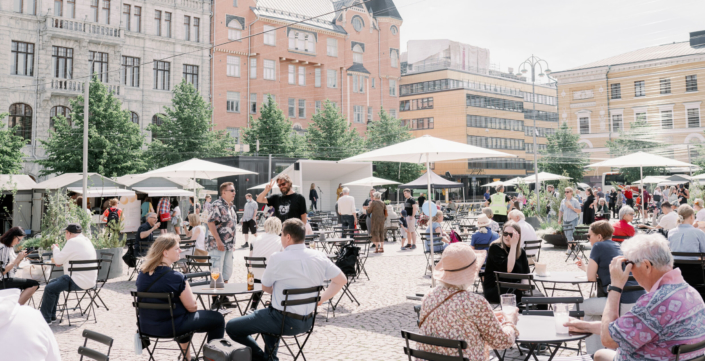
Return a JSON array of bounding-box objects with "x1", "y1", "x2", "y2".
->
[
  {"x1": 554, "y1": 303, "x2": 570, "y2": 334},
  {"x1": 535, "y1": 263, "x2": 547, "y2": 276}
]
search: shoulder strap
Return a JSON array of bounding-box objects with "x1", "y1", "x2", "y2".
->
[
  {"x1": 419, "y1": 290, "x2": 465, "y2": 327},
  {"x1": 145, "y1": 268, "x2": 172, "y2": 292}
]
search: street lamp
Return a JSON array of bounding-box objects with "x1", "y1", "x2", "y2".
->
[{"x1": 517, "y1": 55, "x2": 552, "y2": 217}]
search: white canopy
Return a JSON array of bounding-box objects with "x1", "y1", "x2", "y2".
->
[
  {"x1": 481, "y1": 180, "x2": 506, "y2": 187},
  {"x1": 400, "y1": 172, "x2": 463, "y2": 190},
  {"x1": 343, "y1": 176, "x2": 401, "y2": 188},
  {"x1": 67, "y1": 187, "x2": 135, "y2": 197},
  {"x1": 588, "y1": 152, "x2": 696, "y2": 169},
  {"x1": 143, "y1": 158, "x2": 256, "y2": 179},
  {"x1": 132, "y1": 187, "x2": 194, "y2": 197},
  {"x1": 500, "y1": 177, "x2": 530, "y2": 186},
  {"x1": 633, "y1": 176, "x2": 668, "y2": 185},
  {"x1": 520, "y1": 172, "x2": 570, "y2": 184}
]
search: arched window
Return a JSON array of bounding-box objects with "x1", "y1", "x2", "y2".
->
[
  {"x1": 8, "y1": 103, "x2": 32, "y2": 142},
  {"x1": 227, "y1": 19, "x2": 242, "y2": 41},
  {"x1": 351, "y1": 16, "x2": 364, "y2": 32},
  {"x1": 130, "y1": 111, "x2": 139, "y2": 124},
  {"x1": 390, "y1": 25, "x2": 398, "y2": 35},
  {"x1": 50, "y1": 105, "x2": 71, "y2": 129},
  {"x1": 353, "y1": 44, "x2": 363, "y2": 64},
  {"x1": 152, "y1": 113, "x2": 165, "y2": 139}
]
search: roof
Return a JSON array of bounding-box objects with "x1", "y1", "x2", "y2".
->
[
  {"x1": 34, "y1": 173, "x2": 124, "y2": 190},
  {"x1": 560, "y1": 41, "x2": 705, "y2": 72},
  {"x1": 347, "y1": 63, "x2": 370, "y2": 74},
  {"x1": 364, "y1": 0, "x2": 402, "y2": 20},
  {"x1": 253, "y1": 0, "x2": 346, "y2": 34},
  {"x1": 0, "y1": 175, "x2": 37, "y2": 191}
]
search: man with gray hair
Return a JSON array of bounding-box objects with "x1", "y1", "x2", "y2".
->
[
  {"x1": 136, "y1": 212, "x2": 160, "y2": 255},
  {"x1": 565, "y1": 234, "x2": 705, "y2": 361},
  {"x1": 508, "y1": 209, "x2": 538, "y2": 256},
  {"x1": 336, "y1": 187, "x2": 357, "y2": 230}
]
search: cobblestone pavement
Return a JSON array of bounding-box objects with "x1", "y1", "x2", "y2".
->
[{"x1": 47, "y1": 232, "x2": 592, "y2": 361}]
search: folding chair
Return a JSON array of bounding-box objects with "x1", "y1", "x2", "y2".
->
[
  {"x1": 421, "y1": 233, "x2": 442, "y2": 276},
  {"x1": 566, "y1": 232, "x2": 588, "y2": 262},
  {"x1": 58, "y1": 259, "x2": 102, "y2": 326},
  {"x1": 332, "y1": 257, "x2": 361, "y2": 310},
  {"x1": 77, "y1": 329, "x2": 114, "y2": 361},
  {"x1": 244, "y1": 257, "x2": 267, "y2": 282},
  {"x1": 128, "y1": 240, "x2": 153, "y2": 281},
  {"x1": 386, "y1": 218, "x2": 401, "y2": 242},
  {"x1": 523, "y1": 240, "x2": 543, "y2": 271},
  {"x1": 184, "y1": 272, "x2": 211, "y2": 309},
  {"x1": 352, "y1": 238, "x2": 372, "y2": 281},
  {"x1": 400, "y1": 330, "x2": 469, "y2": 361},
  {"x1": 261, "y1": 286, "x2": 324, "y2": 361},
  {"x1": 186, "y1": 255, "x2": 212, "y2": 273},
  {"x1": 78, "y1": 251, "x2": 113, "y2": 313},
  {"x1": 672, "y1": 252, "x2": 705, "y2": 289},
  {"x1": 131, "y1": 291, "x2": 199, "y2": 361},
  {"x1": 672, "y1": 338, "x2": 705, "y2": 361}
]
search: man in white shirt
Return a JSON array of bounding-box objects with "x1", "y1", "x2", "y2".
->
[
  {"x1": 0, "y1": 289, "x2": 60, "y2": 360},
  {"x1": 40, "y1": 223, "x2": 97, "y2": 324},
  {"x1": 639, "y1": 201, "x2": 679, "y2": 232},
  {"x1": 508, "y1": 210, "x2": 539, "y2": 257},
  {"x1": 226, "y1": 218, "x2": 347, "y2": 361},
  {"x1": 336, "y1": 187, "x2": 357, "y2": 230}
]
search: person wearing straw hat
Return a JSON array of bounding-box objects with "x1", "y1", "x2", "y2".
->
[
  {"x1": 470, "y1": 214, "x2": 499, "y2": 251},
  {"x1": 418, "y1": 243, "x2": 518, "y2": 360}
]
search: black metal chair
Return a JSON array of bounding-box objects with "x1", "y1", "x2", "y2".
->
[
  {"x1": 672, "y1": 338, "x2": 705, "y2": 361},
  {"x1": 244, "y1": 257, "x2": 267, "y2": 282},
  {"x1": 184, "y1": 271, "x2": 211, "y2": 309},
  {"x1": 186, "y1": 255, "x2": 212, "y2": 273},
  {"x1": 522, "y1": 296, "x2": 584, "y2": 318},
  {"x1": 352, "y1": 238, "x2": 372, "y2": 281},
  {"x1": 672, "y1": 252, "x2": 705, "y2": 289},
  {"x1": 128, "y1": 240, "x2": 153, "y2": 281},
  {"x1": 262, "y1": 286, "x2": 324, "y2": 361},
  {"x1": 386, "y1": 218, "x2": 401, "y2": 242},
  {"x1": 421, "y1": 233, "x2": 443, "y2": 276},
  {"x1": 493, "y1": 272, "x2": 544, "y2": 309},
  {"x1": 77, "y1": 329, "x2": 114, "y2": 361},
  {"x1": 401, "y1": 330, "x2": 469, "y2": 361},
  {"x1": 566, "y1": 232, "x2": 588, "y2": 262},
  {"x1": 57, "y1": 259, "x2": 102, "y2": 326},
  {"x1": 523, "y1": 239, "x2": 543, "y2": 271},
  {"x1": 78, "y1": 252, "x2": 113, "y2": 313}
]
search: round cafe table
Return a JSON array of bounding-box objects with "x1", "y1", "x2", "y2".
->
[
  {"x1": 191, "y1": 283, "x2": 262, "y2": 315},
  {"x1": 532, "y1": 271, "x2": 595, "y2": 298},
  {"x1": 495, "y1": 315, "x2": 590, "y2": 361}
]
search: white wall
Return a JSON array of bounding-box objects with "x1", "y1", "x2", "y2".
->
[{"x1": 331, "y1": 167, "x2": 372, "y2": 211}]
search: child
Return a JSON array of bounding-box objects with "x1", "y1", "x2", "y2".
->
[{"x1": 399, "y1": 209, "x2": 409, "y2": 249}]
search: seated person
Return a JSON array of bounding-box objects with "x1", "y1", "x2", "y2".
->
[
  {"x1": 0, "y1": 227, "x2": 39, "y2": 305},
  {"x1": 470, "y1": 214, "x2": 499, "y2": 251},
  {"x1": 595, "y1": 198, "x2": 610, "y2": 221},
  {"x1": 419, "y1": 243, "x2": 518, "y2": 360},
  {"x1": 668, "y1": 204, "x2": 705, "y2": 261},
  {"x1": 226, "y1": 219, "x2": 348, "y2": 361},
  {"x1": 424, "y1": 212, "x2": 450, "y2": 253},
  {"x1": 136, "y1": 213, "x2": 160, "y2": 256},
  {"x1": 638, "y1": 201, "x2": 678, "y2": 233},
  {"x1": 40, "y1": 224, "x2": 97, "y2": 324},
  {"x1": 612, "y1": 206, "x2": 636, "y2": 240},
  {"x1": 482, "y1": 222, "x2": 530, "y2": 304},
  {"x1": 188, "y1": 213, "x2": 207, "y2": 258},
  {"x1": 565, "y1": 234, "x2": 705, "y2": 361},
  {"x1": 482, "y1": 207, "x2": 500, "y2": 233},
  {"x1": 0, "y1": 289, "x2": 61, "y2": 360},
  {"x1": 136, "y1": 234, "x2": 224, "y2": 360},
  {"x1": 250, "y1": 217, "x2": 284, "y2": 282},
  {"x1": 508, "y1": 210, "x2": 538, "y2": 258},
  {"x1": 574, "y1": 221, "x2": 645, "y2": 354}
]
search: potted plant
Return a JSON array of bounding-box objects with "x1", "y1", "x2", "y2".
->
[
  {"x1": 94, "y1": 216, "x2": 127, "y2": 279},
  {"x1": 537, "y1": 220, "x2": 568, "y2": 247}
]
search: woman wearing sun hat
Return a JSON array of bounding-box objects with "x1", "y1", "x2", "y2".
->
[
  {"x1": 418, "y1": 243, "x2": 519, "y2": 360},
  {"x1": 470, "y1": 214, "x2": 499, "y2": 251}
]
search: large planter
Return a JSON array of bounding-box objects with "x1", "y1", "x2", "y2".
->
[
  {"x1": 543, "y1": 234, "x2": 567, "y2": 247},
  {"x1": 525, "y1": 216, "x2": 542, "y2": 230},
  {"x1": 96, "y1": 247, "x2": 124, "y2": 280}
]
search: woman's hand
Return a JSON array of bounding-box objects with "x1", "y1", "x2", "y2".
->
[
  {"x1": 510, "y1": 231, "x2": 520, "y2": 248},
  {"x1": 17, "y1": 249, "x2": 27, "y2": 261},
  {"x1": 494, "y1": 310, "x2": 505, "y2": 323}
]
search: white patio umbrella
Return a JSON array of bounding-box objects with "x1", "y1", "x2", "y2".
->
[
  {"x1": 519, "y1": 172, "x2": 570, "y2": 184},
  {"x1": 481, "y1": 180, "x2": 506, "y2": 187},
  {"x1": 340, "y1": 135, "x2": 516, "y2": 286},
  {"x1": 500, "y1": 177, "x2": 528, "y2": 186},
  {"x1": 588, "y1": 151, "x2": 696, "y2": 217},
  {"x1": 144, "y1": 158, "x2": 256, "y2": 198},
  {"x1": 343, "y1": 176, "x2": 401, "y2": 188},
  {"x1": 632, "y1": 176, "x2": 668, "y2": 185}
]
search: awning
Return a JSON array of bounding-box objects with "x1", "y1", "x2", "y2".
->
[
  {"x1": 132, "y1": 187, "x2": 194, "y2": 197},
  {"x1": 67, "y1": 187, "x2": 135, "y2": 197}
]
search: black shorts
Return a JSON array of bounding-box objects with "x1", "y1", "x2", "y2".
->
[
  {"x1": 0, "y1": 277, "x2": 40, "y2": 291},
  {"x1": 159, "y1": 220, "x2": 168, "y2": 230},
  {"x1": 242, "y1": 219, "x2": 257, "y2": 234}
]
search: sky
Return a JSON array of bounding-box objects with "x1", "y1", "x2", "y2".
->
[{"x1": 393, "y1": 0, "x2": 705, "y2": 78}]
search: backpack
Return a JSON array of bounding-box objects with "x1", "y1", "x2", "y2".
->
[
  {"x1": 122, "y1": 241, "x2": 137, "y2": 268},
  {"x1": 334, "y1": 242, "x2": 360, "y2": 276},
  {"x1": 449, "y1": 230, "x2": 462, "y2": 244},
  {"x1": 107, "y1": 207, "x2": 120, "y2": 224}
]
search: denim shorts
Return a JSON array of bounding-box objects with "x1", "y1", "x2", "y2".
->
[{"x1": 208, "y1": 249, "x2": 233, "y2": 281}]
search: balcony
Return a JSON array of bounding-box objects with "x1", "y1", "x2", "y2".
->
[
  {"x1": 45, "y1": 78, "x2": 122, "y2": 97},
  {"x1": 46, "y1": 17, "x2": 123, "y2": 45}
]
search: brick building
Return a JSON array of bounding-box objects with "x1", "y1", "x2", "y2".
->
[{"x1": 211, "y1": 0, "x2": 403, "y2": 143}]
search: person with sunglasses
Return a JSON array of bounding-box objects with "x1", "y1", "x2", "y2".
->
[
  {"x1": 482, "y1": 222, "x2": 530, "y2": 304},
  {"x1": 257, "y1": 174, "x2": 308, "y2": 225},
  {"x1": 206, "y1": 182, "x2": 238, "y2": 288}
]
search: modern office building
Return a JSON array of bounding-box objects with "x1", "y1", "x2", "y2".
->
[
  {"x1": 211, "y1": 0, "x2": 403, "y2": 143},
  {"x1": 400, "y1": 39, "x2": 559, "y2": 199},
  {"x1": 0, "y1": 0, "x2": 212, "y2": 179},
  {"x1": 552, "y1": 31, "x2": 705, "y2": 183}
]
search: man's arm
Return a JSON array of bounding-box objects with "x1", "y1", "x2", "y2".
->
[
  {"x1": 140, "y1": 225, "x2": 157, "y2": 239},
  {"x1": 600, "y1": 288, "x2": 621, "y2": 349},
  {"x1": 413, "y1": 204, "x2": 418, "y2": 217},
  {"x1": 319, "y1": 272, "x2": 347, "y2": 306},
  {"x1": 207, "y1": 222, "x2": 225, "y2": 251}
]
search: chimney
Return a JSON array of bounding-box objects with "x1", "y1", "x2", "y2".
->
[
  {"x1": 508, "y1": 67, "x2": 514, "y2": 74},
  {"x1": 690, "y1": 30, "x2": 705, "y2": 47}
]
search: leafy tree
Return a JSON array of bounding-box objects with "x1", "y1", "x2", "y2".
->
[
  {"x1": 0, "y1": 112, "x2": 26, "y2": 174},
  {"x1": 147, "y1": 80, "x2": 235, "y2": 168},
  {"x1": 242, "y1": 95, "x2": 295, "y2": 157},
  {"x1": 306, "y1": 101, "x2": 364, "y2": 160},
  {"x1": 537, "y1": 122, "x2": 588, "y2": 183},
  {"x1": 365, "y1": 108, "x2": 423, "y2": 185},
  {"x1": 606, "y1": 119, "x2": 665, "y2": 183},
  {"x1": 38, "y1": 78, "x2": 147, "y2": 177}
]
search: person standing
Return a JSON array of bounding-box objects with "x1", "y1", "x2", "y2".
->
[
  {"x1": 336, "y1": 183, "x2": 343, "y2": 200},
  {"x1": 582, "y1": 188, "x2": 597, "y2": 225},
  {"x1": 362, "y1": 188, "x2": 375, "y2": 232},
  {"x1": 171, "y1": 200, "x2": 183, "y2": 236},
  {"x1": 141, "y1": 197, "x2": 153, "y2": 224},
  {"x1": 367, "y1": 192, "x2": 387, "y2": 253},
  {"x1": 336, "y1": 187, "x2": 357, "y2": 230},
  {"x1": 241, "y1": 193, "x2": 258, "y2": 249},
  {"x1": 309, "y1": 183, "x2": 318, "y2": 212},
  {"x1": 189, "y1": 197, "x2": 200, "y2": 216},
  {"x1": 678, "y1": 184, "x2": 689, "y2": 205},
  {"x1": 559, "y1": 187, "x2": 582, "y2": 247},
  {"x1": 484, "y1": 188, "x2": 491, "y2": 202},
  {"x1": 623, "y1": 186, "x2": 634, "y2": 208},
  {"x1": 486, "y1": 185, "x2": 511, "y2": 223},
  {"x1": 608, "y1": 188, "x2": 617, "y2": 218},
  {"x1": 257, "y1": 174, "x2": 308, "y2": 224},
  {"x1": 418, "y1": 193, "x2": 426, "y2": 211},
  {"x1": 203, "y1": 195, "x2": 212, "y2": 214},
  {"x1": 596, "y1": 187, "x2": 604, "y2": 202},
  {"x1": 403, "y1": 189, "x2": 418, "y2": 250},
  {"x1": 156, "y1": 197, "x2": 170, "y2": 234},
  {"x1": 207, "y1": 183, "x2": 237, "y2": 285}
]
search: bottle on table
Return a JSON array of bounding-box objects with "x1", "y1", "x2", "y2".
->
[{"x1": 247, "y1": 267, "x2": 254, "y2": 291}]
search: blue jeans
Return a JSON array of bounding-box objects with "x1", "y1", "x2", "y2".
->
[
  {"x1": 564, "y1": 218, "x2": 579, "y2": 242},
  {"x1": 209, "y1": 249, "x2": 233, "y2": 281},
  {"x1": 40, "y1": 274, "x2": 82, "y2": 322},
  {"x1": 174, "y1": 310, "x2": 225, "y2": 343},
  {"x1": 226, "y1": 307, "x2": 313, "y2": 361},
  {"x1": 341, "y1": 215, "x2": 355, "y2": 230}
]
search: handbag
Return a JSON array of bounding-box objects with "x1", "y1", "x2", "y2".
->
[
  {"x1": 160, "y1": 212, "x2": 171, "y2": 222},
  {"x1": 203, "y1": 339, "x2": 252, "y2": 361},
  {"x1": 122, "y1": 243, "x2": 137, "y2": 268}
]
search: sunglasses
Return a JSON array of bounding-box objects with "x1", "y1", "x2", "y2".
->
[
  {"x1": 224, "y1": 189, "x2": 236, "y2": 193},
  {"x1": 564, "y1": 191, "x2": 571, "y2": 194},
  {"x1": 503, "y1": 232, "x2": 515, "y2": 237}
]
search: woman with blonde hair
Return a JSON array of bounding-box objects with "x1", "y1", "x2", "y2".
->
[
  {"x1": 188, "y1": 213, "x2": 207, "y2": 258},
  {"x1": 424, "y1": 211, "x2": 451, "y2": 254},
  {"x1": 693, "y1": 199, "x2": 705, "y2": 230},
  {"x1": 135, "y1": 234, "x2": 224, "y2": 360}
]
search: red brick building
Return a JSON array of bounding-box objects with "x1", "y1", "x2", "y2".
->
[{"x1": 211, "y1": 0, "x2": 403, "y2": 142}]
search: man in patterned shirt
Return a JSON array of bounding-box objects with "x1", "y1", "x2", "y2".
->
[{"x1": 207, "y1": 182, "x2": 237, "y2": 285}]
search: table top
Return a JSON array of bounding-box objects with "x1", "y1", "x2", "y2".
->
[
  {"x1": 325, "y1": 238, "x2": 353, "y2": 243},
  {"x1": 191, "y1": 283, "x2": 262, "y2": 295},
  {"x1": 533, "y1": 271, "x2": 592, "y2": 284},
  {"x1": 516, "y1": 315, "x2": 590, "y2": 343}
]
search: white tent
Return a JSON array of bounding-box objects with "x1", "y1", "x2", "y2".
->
[
  {"x1": 343, "y1": 176, "x2": 401, "y2": 188},
  {"x1": 481, "y1": 180, "x2": 506, "y2": 187},
  {"x1": 500, "y1": 177, "x2": 530, "y2": 186},
  {"x1": 633, "y1": 176, "x2": 668, "y2": 185},
  {"x1": 519, "y1": 172, "x2": 570, "y2": 184},
  {"x1": 143, "y1": 158, "x2": 256, "y2": 179}
]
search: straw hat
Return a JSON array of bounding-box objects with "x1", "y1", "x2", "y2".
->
[
  {"x1": 433, "y1": 243, "x2": 479, "y2": 286},
  {"x1": 476, "y1": 214, "x2": 491, "y2": 228}
]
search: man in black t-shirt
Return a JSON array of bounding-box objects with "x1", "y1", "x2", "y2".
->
[
  {"x1": 257, "y1": 174, "x2": 308, "y2": 224},
  {"x1": 403, "y1": 189, "x2": 418, "y2": 250},
  {"x1": 136, "y1": 212, "x2": 160, "y2": 256}
]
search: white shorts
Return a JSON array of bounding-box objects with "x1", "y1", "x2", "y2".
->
[{"x1": 406, "y1": 216, "x2": 416, "y2": 233}]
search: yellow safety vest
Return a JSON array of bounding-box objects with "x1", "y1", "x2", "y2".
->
[{"x1": 490, "y1": 192, "x2": 507, "y2": 216}]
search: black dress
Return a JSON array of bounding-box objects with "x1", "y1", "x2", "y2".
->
[
  {"x1": 482, "y1": 242, "x2": 530, "y2": 304},
  {"x1": 582, "y1": 195, "x2": 596, "y2": 225}
]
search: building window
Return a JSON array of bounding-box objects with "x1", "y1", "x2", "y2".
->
[
  {"x1": 227, "y1": 56, "x2": 240, "y2": 77},
  {"x1": 402, "y1": 118, "x2": 435, "y2": 130},
  {"x1": 288, "y1": 98, "x2": 295, "y2": 117},
  {"x1": 610, "y1": 83, "x2": 621, "y2": 99},
  {"x1": 102, "y1": 0, "x2": 110, "y2": 24},
  {"x1": 90, "y1": 0, "x2": 98, "y2": 22},
  {"x1": 250, "y1": 58, "x2": 256, "y2": 79},
  {"x1": 688, "y1": 108, "x2": 700, "y2": 128},
  {"x1": 315, "y1": 101, "x2": 321, "y2": 114},
  {"x1": 390, "y1": 25, "x2": 398, "y2": 35},
  {"x1": 123, "y1": 5, "x2": 130, "y2": 31},
  {"x1": 612, "y1": 114, "x2": 622, "y2": 132},
  {"x1": 263, "y1": 25, "x2": 275, "y2": 45},
  {"x1": 327, "y1": 38, "x2": 337, "y2": 56},
  {"x1": 661, "y1": 110, "x2": 673, "y2": 129},
  {"x1": 164, "y1": 12, "x2": 172, "y2": 37},
  {"x1": 298, "y1": 99, "x2": 306, "y2": 118},
  {"x1": 389, "y1": 79, "x2": 397, "y2": 96},
  {"x1": 54, "y1": 0, "x2": 62, "y2": 16},
  {"x1": 635, "y1": 112, "x2": 647, "y2": 123},
  {"x1": 183, "y1": 64, "x2": 198, "y2": 88},
  {"x1": 353, "y1": 105, "x2": 364, "y2": 123},
  {"x1": 227, "y1": 127, "x2": 240, "y2": 144},
  {"x1": 353, "y1": 44, "x2": 363, "y2": 64},
  {"x1": 371, "y1": 78, "x2": 375, "y2": 88},
  {"x1": 66, "y1": 0, "x2": 74, "y2": 17},
  {"x1": 121, "y1": 56, "x2": 140, "y2": 87},
  {"x1": 193, "y1": 17, "x2": 199, "y2": 42},
  {"x1": 152, "y1": 114, "x2": 164, "y2": 126},
  {"x1": 660, "y1": 78, "x2": 671, "y2": 94},
  {"x1": 14, "y1": 0, "x2": 22, "y2": 13},
  {"x1": 153, "y1": 60, "x2": 170, "y2": 90},
  {"x1": 367, "y1": 106, "x2": 373, "y2": 122},
  {"x1": 183, "y1": 16, "x2": 190, "y2": 41},
  {"x1": 579, "y1": 117, "x2": 589, "y2": 134},
  {"x1": 288, "y1": 31, "x2": 315, "y2": 53},
  {"x1": 314, "y1": 68, "x2": 321, "y2": 87},
  {"x1": 467, "y1": 94, "x2": 524, "y2": 113},
  {"x1": 133, "y1": 6, "x2": 141, "y2": 32},
  {"x1": 250, "y1": 93, "x2": 256, "y2": 114},
  {"x1": 52, "y1": 46, "x2": 73, "y2": 79},
  {"x1": 467, "y1": 115, "x2": 524, "y2": 132},
  {"x1": 351, "y1": 16, "x2": 363, "y2": 32},
  {"x1": 226, "y1": 92, "x2": 240, "y2": 112},
  {"x1": 389, "y1": 109, "x2": 397, "y2": 118},
  {"x1": 130, "y1": 111, "x2": 139, "y2": 124},
  {"x1": 154, "y1": 10, "x2": 161, "y2": 36},
  {"x1": 263, "y1": 60, "x2": 275, "y2": 80},
  {"x1": 400, "y1": 97, "x2": 434, "y2": 112},
  {"x1": 11, "y1": 41, "x2": 34, "y2": 77},
  {"x1": 228, "y1": 19, "x2": 241, "y2": 41},
  {"x1": 298, "y1": 67, "x2": 306, "y2": 86},
  {"x1": 352, "y1": 75, "x2": 364, "y2": 93},
  {"x1": 232, "y1": 0, "x2": 237, "y2": 7},
  {"x1": 390, "y1": 49, "x2": 398, "y2": 68},
  {"x1": 288, "y1": 65, "x2": 295, "y2": 84},
  {"x1": 327, "y1": 69, "x2": 337, "y2": 88},
  {"x1": 89, "y1": 51, "x2": 108, "y2": 83},
  {"x1": 8, "y1": 103, "x2": 32, "y2": 142},
  {"x1": 634, "y1": 80, "x2": 645, "y2": 97},
  {"x1": 50, "y1": 105, "x2": 71, "y2": 129},
  {"x1": 686, "y1": 75, "x2": 698, "y2": 92},
  {"x1": 467, "y1": 135, "x2": 523, "y2": 150}
]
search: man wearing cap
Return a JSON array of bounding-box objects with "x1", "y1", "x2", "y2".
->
[{"x1": 39, "y1": 223, "x2": 97, "y2": 324}]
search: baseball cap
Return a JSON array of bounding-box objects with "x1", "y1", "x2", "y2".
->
[{"x1": 64, "y1": 223, "x2": 82, "y2": 234}]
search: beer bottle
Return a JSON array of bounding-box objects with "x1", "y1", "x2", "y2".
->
[{"x1": 247, "y1": 267, "x2": 254, "y2": 291}]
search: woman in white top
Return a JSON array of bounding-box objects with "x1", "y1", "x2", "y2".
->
[
  {"x1": 669, "y1": 186, "x2": 679, "y2": 206},
  {"x1": 171, "y1": 200, "x2": 182, "y2": 235},
  {"x1": 693, "y1": 199, "x2": 705, "y2": 231},
  {"x1": 0, "y1": 227, "x2": 39, "y2": 305},
  {"x1": 249, "y1": 217, "x2": 284, "y2": 281},
  {"x1": 187, "y1": 214, "x2": 207, "y2": 258}
]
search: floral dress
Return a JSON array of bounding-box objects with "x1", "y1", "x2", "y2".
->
[{"x1": 419, "y1": 286, "x2": 518, "y2": 360}]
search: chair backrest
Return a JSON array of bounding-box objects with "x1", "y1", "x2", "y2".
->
[
  {"x1": 186, "y1": 254, "x2": 212, "y2": 265},
  {"x1": 672, "y1": 253, "x2": 705, "y2": 287},
  {"x1": 672, "y1": 338, "x2": 705, "y2": 361},
  {"x1": 184, "y1": 271, "x2": 211, "y2": 287},
  {"x1": 78, "y1": 329, "x2": 113, "y2": 361},
  {"x1": 494, "y1": 271, "x2": 535, "y2": 293},
  {"x1": 244, "y1": 257, "x2": 267, "y2": 272},
  {"x1": 68, "y1": 260, "x2": 102, "y2": 277},
  {"x1": 612, "y1": 235, "x2": 629, "y2": 242},
  {"x1": 523, "y1": 240, "x2": 542, "y2": 257},
  {"x1": 130, "y1": 291, "x2": 179, "y2": 338},
  {"x1": 278, "y1": 286, "x2": 324, "y2": 334},
  {"x1": 97, "y1": 252, "x2": 114, "y2": 283},
  {"x1": 401, "y1": 330, "x2": 469, "y2": 361},
  {"x1": 522, "y1": 296, "x2": 584, "y2": 318},
  {"x1": 138, "y1": 240, "x2": 152, "y2": 254}
]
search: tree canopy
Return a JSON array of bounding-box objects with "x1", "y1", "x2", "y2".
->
[
  {"x1": 0, "y1": 113, "x2": 26, "y2": 174},
  {"x1": 538, "y1": 122, "x2": 589, "y2": 183},
  {"x1": 306, "y1": 101, "x2": 364, "y2": 160},
  {"x1": 242, "y1": 95, "x2": 299, "y2": 157},
  {"x1": 365, "y1": 108, "x2": 423, "y2": 185}
]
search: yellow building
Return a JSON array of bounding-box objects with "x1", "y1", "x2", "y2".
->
[
  {"x1": 553, "y1": 31, "x2": 705, "y2": 184},
  {"x1": 400, "y1": 40, "x2": 558, "y2": 199}
]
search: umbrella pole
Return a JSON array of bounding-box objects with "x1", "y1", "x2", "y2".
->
[
  {"x1": 426, "y1": 154, "x2": 435, "y2": 287},
  {"x1": 640, "y1": 166, "x2": 644, "y2": 223}
]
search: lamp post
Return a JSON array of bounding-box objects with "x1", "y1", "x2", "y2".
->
[{"x1": 517, "y1": 55, "x2": 552, "y2": 217}]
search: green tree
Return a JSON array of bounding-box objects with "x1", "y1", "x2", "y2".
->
[
  {"x1": 606, "y1": 119, "x2": 665, "y2": 183},
  {"x1": 537, "y1": 122, "x2": 588, "y2": 183},
  {"x1": 365, "y1": 108, "x2": 423, "y2": 185},
  {"x1": 0, "y1": 113, "x2": 26, "y2": 174},
  {"x1": 306, "y1": 101, "x2": 363, "y2": 160},
  {"x1": 38, "y1": 78, "x2": 147, "y2": 177},
  {"x1": 242, "y1": 95, "x2": 296, "y2": 157},
  {"x1": 147, "y1": 80, "x2": 235, "y2": 168}
]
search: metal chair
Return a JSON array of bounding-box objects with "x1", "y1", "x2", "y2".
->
[
  {"x1": 352, "y1": 238, "x2": 372, "y2": 281},
  {"x1": 128, "y1": 240, "x2": 153, "y2": 281},
  {"x1": 186, "y1": 255, "x2": 212, "y2": 273},
  {"x1": 523, "y1": 239, "x2": 543, "y2": 271},
  {"x1": 401, "y1": 330, "x2": 469, "y2": 361},
  {"x1": 78, "y1": 252, "x2": 113, "y2": 313},
  {"x1": 420, "y1": 233, "x2": 443, "y2": 276},
  {"x1": 672, "y1": 338, "x2": 705, "y2": 361},
  {"x1": 522, "y1": 296, "x2": 584, "y2": 318},
  {"x1": 493, "y1": 272, "x2": 544, "y2": 309},
  {"x1": 386, "y1": 218, "x2": 401, "y2": 242},
  {"x1": 184, "y1": 272, "x2": 212, "y2": 309},
  {"x1": 58, "y1": 259, "x2": 102, "y2": 326},
  {"x1": 77, "y1": 329, "x2": 114, "y2": 361},
  {"x1": 672, "y1": 252, "x2": 705, "y2": 289},
  {"x1": 244, "y1": 257, "x2": 267, "y2": 282},
  {"x1": 566, "y1": 232, "x2": 588, "y2": 262}
]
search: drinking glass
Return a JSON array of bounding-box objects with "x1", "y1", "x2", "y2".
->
[
  {"x1": 500, "y1": 294, "x2": 517, "y2": 321},
  {"x1": 211, "y1": 267, "x2": 220, "y2": 282},
  {"x1": 554, "y1": 303, "x2": 570, "y2": 334}
]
